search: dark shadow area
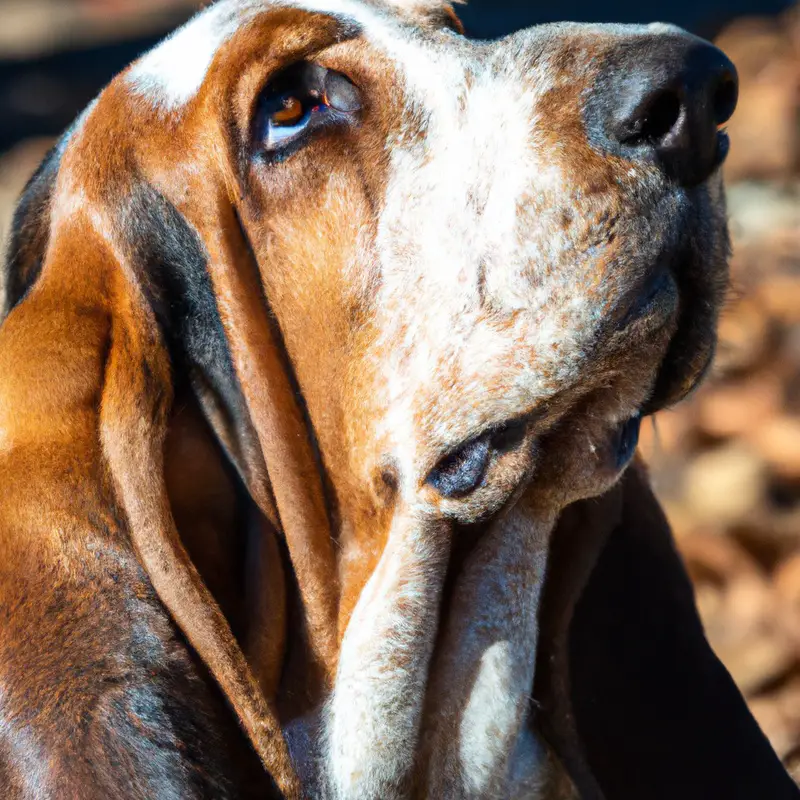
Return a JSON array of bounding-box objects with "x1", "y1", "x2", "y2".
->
[
  {"x1": 0, "y1": 37, "x2": 164, "y2": 152},
  {"x1": 459, "y1": 0, "x2": 793, "y2": 40}
]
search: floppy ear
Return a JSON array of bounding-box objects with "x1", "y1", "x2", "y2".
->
[
  {"x1": 0, "y1": 127, "x2": 306, "y2": 792},
  {"x1": 536, "y1": 462, "x2": 799, "y2": 799},
  {"x1": 111, "y1": 177, "x2": 293, "y2": 698},
  {"x1": 116, "y1": 173, "x2": 339, "y2": 687},
  {"x1": 185, "y1": 190, "x2": 340, "y2": 682},
  {"x1": 92, "y1": 180, "x2": 303, "y2": 796},
  {"x1": 91, "y1": 131, "x2": 346, "y2": 782}
]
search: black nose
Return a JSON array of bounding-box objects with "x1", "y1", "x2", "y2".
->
[{"x1": 585, "y1": 31, "x2": 738, "y2": 186}]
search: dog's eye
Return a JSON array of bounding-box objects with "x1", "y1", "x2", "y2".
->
[
  {"x1": 255, "y1": 63, "x2": 361, "y2": 156},
  {"x1": 263, "y1": 92, "x2": 323, "y2": 147},
  {"x1": 271, "y1": 96, "x2": 305, "y2": 127}
]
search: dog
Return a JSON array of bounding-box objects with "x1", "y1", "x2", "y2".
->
[{"x1": 0, "y1": 0, "x2": 797, "y2": 797}]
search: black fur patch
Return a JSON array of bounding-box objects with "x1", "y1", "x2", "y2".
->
[
  {"x1": 2, "y1": 140, "x2": 63, "y2": 317},
  {"x1": 567, "y1": 468, "x2": 800, "y2": 799},
  {"x1": 118, "y1": 181, "x2": 251, "y2": 457}
]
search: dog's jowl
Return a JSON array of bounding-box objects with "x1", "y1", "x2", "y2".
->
[{"x1": 0, "y1": 2, "x2": 796, "y2": 799}]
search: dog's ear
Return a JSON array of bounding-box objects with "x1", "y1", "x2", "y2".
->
[
  {"x1": 0, "y1": 137, "x2": 302, "y2": 792},
  {"x1": 181, "y1": 190, "x2": 340, "y2": 682},
  {"x1": 117, "y1": 176, "x2": 339, "y2": 688},
  {"x1": 95, "y1": 183, "x2": 302, "y2": 795},
  {"x1": 536, "y1": 463, "x2": 798, "y2": 799},
  {"x1": 99, "y1": 162, "x2": 342, "y2": 787}
]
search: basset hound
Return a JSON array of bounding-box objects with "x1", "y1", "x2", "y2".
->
[{"x1": 0, "y1": 0, "x2": 797, "y2": 798}]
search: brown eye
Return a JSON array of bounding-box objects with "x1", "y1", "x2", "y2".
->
[
  {"x1": 271, "y1": 96, "x2": 306, "y2": 127},
  {"x1": 255, "y1": 62, "x2": 361, "y2": 156},
  {"x1": 260, "y1": 91, "x2": 319, "y2": 148}
]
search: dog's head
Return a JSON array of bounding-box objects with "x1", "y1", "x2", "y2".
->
[{"x1": 2, "y1": 0, "x2": 737, "y2": 793}]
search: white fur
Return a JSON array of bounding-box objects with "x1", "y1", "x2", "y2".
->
[
  {"x1": 363, "y1": 49, "x2": 589, "y2": 481},
  {"x1": 459, "y1": 641, "x2": 526, "y2": 794},
  {"x1": 415, "y1": 508, "x2": 553, "y2": 797},
  {"x1": 326, "y1": 511, "x2": 450, "y2": 798},
  {"x1": 127, "y1": 1, "x2": 261, "y2": 109}
]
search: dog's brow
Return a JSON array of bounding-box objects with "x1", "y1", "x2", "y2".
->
[
  {"x1": 126, "y1": 0, "x2": 359, "y2": 111},
  {"x1": 126, "y1": 0, "x2": 461, "y2": 113},
  {"x1": 127, "y1": 1, "x2": 264, "y2": 109}
]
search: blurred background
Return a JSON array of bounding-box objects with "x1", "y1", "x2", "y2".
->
[{"x1": 0, "y1": 0, "x2": 798, "y2": 778}]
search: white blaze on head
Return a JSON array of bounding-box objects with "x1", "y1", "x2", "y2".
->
[
  {"x1": 364, "y1": 54, "x2": 583, "y2": 479},
  {"x1": 124, "y1": 0, "x2": 424, "y2": 111},
  {"x1": 126, "y1": 0, "x2": 261, "y2": 110},
  {"x1": 125, "y1": 0, "x2": 471, "y2": 112}
]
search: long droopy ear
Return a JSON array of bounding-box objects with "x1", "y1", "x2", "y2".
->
[
  {"x1": 99, "y1": 171, "x2": 347, "y2": 795},
  {"x1": 536, "y1": 462, "x2": 799, "y2": 799},
  {"x1": 190, "y1": 190, "x2": 340, "y2": 682},
  {"x1": 0, "y1": 127, "x2": 321, "y2": 794},
  {"x1": 117, "y1": 171, "x2": 340, "y2": 692},
  {"x1": 96, "y1": 213, "x2": 301, "y2": 795},
  {"x1": 82, "y1": 93, "x2": 345, "y2": 796}
]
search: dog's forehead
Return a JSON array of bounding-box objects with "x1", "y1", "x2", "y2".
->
[{"x1": 125, "y1": 0, "x2": 474, "y2": 111}]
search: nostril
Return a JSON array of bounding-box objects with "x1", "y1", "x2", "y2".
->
[
  {"x1": 586, "y1": 33, "x2": 738, "y2": 187},
  {"x1": 713, "y1": 73, "x2": 738, "y2": 126},
  {"x1": 639, "y1": 90, "x2": 682, "y2": 143},
  {"x1": 620, "y1": 89, "x2": 682, "y2": 146}
]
